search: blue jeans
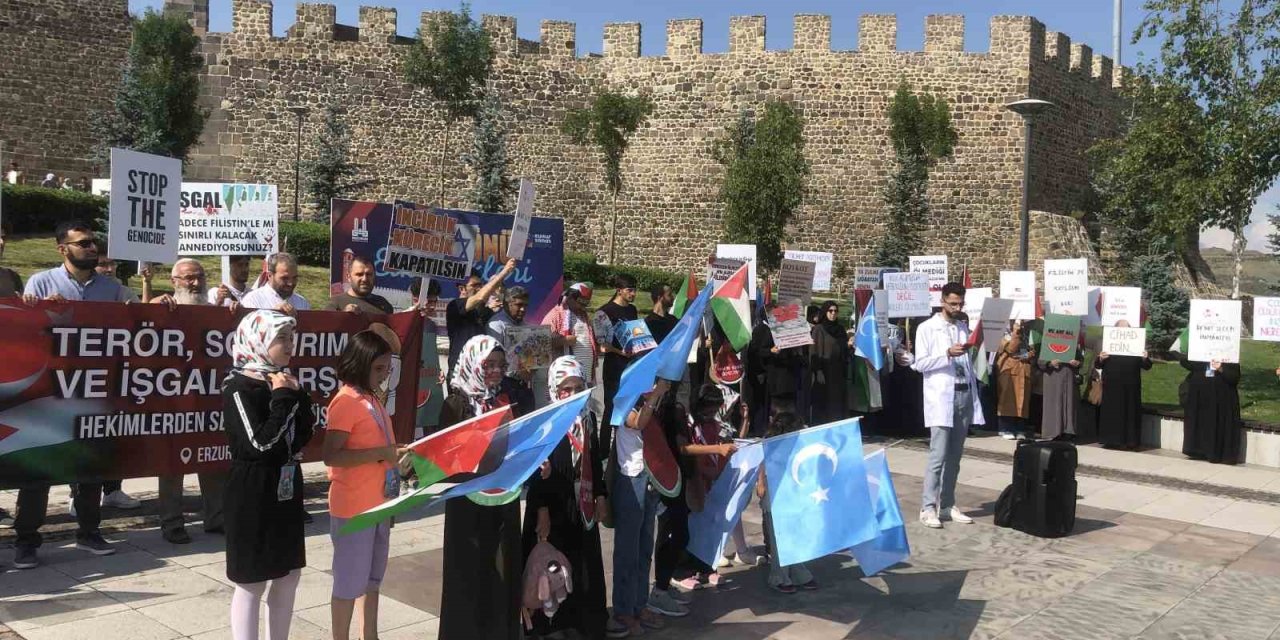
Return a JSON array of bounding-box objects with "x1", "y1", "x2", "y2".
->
[
  {"x1": 611, "y1": 468, "x2": 660, "y2": 618},
  {"x1": 922, "y1": 423, "x2": 968, "y2": 513}
]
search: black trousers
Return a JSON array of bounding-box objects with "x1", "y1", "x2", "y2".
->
[
  {"x1": 654, "y1": 500, "x2": 690, "y2": 590},
  {"x1": 16, "y1": 483, "x2": 103, "y2": 548}
]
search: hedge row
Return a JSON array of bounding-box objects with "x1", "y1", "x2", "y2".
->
[
  {"x1": 563, "y1": 251, "x2": 682, "y2": 293},
  {"x1": 279, "y1": 221, "x2": 329, "y2": 266},
  {"x1": 2, "y1": 184, "x2": 108, "y2": 234}
]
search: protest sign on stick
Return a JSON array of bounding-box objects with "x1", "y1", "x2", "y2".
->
[
  {"x1": 1044, "y1": 259, "x2": 1089, "y2": 316},
  {"x1": 1097, "y1": 286, "x2": 1142, "y2": 327},
  {"x1": 882, "y1": 272, "x2": 932, "y2": 318},
  {"x1": 767, "y1": 303, "x2": 814, "y2": 349},
  {"x1": 386, "y1": 201, "x2": 471, "y2": 282},
  {"x1": 777, "y1": 258, "x2": 816, "y2": 305},
  {"x1": 963, "y1": 287, "x2": 993, "y2": 316},
  {"x1": 717, "y1": 244, "x2": 758, "y2": 299},
  {"x1": 980, "y1": 298, "x2": 1015, "y2": 348},
  {"x1": 854, "y1": 267, "x2": 897, "y2": 291},
  {"x1": 1187, "y1": 299, "x2": 1242, "y2": 363},
  {"x1": 1039, "y1": 313, "x2": 1082, "y2": 363},
  {"x1": 1254, "y1": 297, "x2": 1280, "y2": 342},
  {"x1": 1000, "y1": 271, "x2": 1037, "y2": 321},
  {"x1": 107, "y1": 148, "x2": 182, "y2": 265},
  {"x1": 784, "y1": 250, "x2": 833, "y2": 291},
  {"x1": 909, "y1": 255, "x2": 948, "y2": 307},
  {"x1": 1102, "y1": 326, "x2": 1146, "y2": 357},
  {"x1": 507, "y1": 178, "x2": 534, "y2": 260},
  {"x1": 504, "y1": 324, "x2": 555, "y2": 372}
]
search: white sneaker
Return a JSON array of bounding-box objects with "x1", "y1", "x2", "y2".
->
[
  {"x1": 919, "y1": 509, "x2": 942, "y2": 529},
  {"x1": 947, "y1": 507, "x2": 974, "y2": 524},
  {"x1": 999, "y1": 432, "x2": 1017, "y2": 440},
  {"x1": 715, "y1": 554, "x2": 733, "y2": 569},
  {"x1": 734, "y1": 549, "x2": 762, "y2": 566},
  {"x1": 102, "y1": 490, "x2": 142, "y2": 510}
]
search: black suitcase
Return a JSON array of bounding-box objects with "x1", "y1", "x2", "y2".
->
[{"x1": 1000, "y1": 440, "x2": 1077, "y2": 537}]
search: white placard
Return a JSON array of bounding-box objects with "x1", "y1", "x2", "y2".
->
[
  {"x1": 980, "y1": 298, "x2": 1016, "y2": 348},
  {"x1": 963, "y1": 287, "x2": 993, "y2": 316},
  {"x1": 1044, "y1": 258, "x2": 1089, "y2": 316},
  {"x1": 107, "y1": 148, "x2": 182, "y2": 265},
  {"x1": 507, "y1": 177, "x2": 534, "y2": 260},
  {"x1": 1253, "y1": 296, "x2": 1280, "y2": 342},
  {"x1": 716, "y1": 244, "x2": 757, "y2": 299},
  {"x1": 1099, "y1": 286, "x2": 1142, "y2": 327},
  {"x1": 883, "y1": 272, "x2": 932, "y2": 318},
  {"x1": 1102, "y1": 326, "x2": 1146, "y2": 358},
  {"x1": 96, "y1": 180, "x2": 279, "y2": 256},
  {"x1": 910, "y1": 255, "x2": 948, "y2": 307},
  {"x1": 999, "y1": 270, "x2": 1037, "y2": 320},
  {"x1": 854, "y1": 266, "x2": 897, "y2": 291},
  {"x1": 707, "y1": 257, "x2": 746, "y2": 292},
  {"x1": 872, "y1": 289, "x2": 891, "y2": 343},
  {"x1": 1187, "y1": 299, "x2": 1242, "y2": 363},
  {"x1": 777, "y1": 258, "x2": 816, "y2": 304},
  {"x1": 784, "y1": 250, "x2": 833, "y2": 291}
]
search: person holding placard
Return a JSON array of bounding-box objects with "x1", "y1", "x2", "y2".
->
[
  {"x1": 594, "y1": 274, "x2": 640, "y2": 455},
  {"x1": 809, "y1": 301, "x2": 849, "y2": 424},
  {"x1": 326, "y1": 255, "x2": 393, "y2": 314},
  {"x1": 1179, "y1": 355, "x2": 1242, "y2": 465},
  {"x1": 995, "y1": 321, "x2": 1035, "y2": 440},
  {"x1": 211, "y1": 255, "x2": 253, "y2": 307},
  {"x1": 1095, "y1": 322, "x2": 1152, "y2": 451},
  {"x1": 748, "y1": 304, "x2": 806, "y2": 419},
  {"x1": 240, "y1": 252, "x2": 310, "y2": 314},
  {"x1": 1037, "y1": 321, "x2": 1083, "y2": 441}
]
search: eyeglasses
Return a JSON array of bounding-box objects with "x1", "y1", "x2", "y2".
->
[{"x1": 63, "y1": 240, "x2": 95, "y2": 249}]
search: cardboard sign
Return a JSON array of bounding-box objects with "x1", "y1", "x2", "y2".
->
[
  {"x1": 707, "y1": 257, "x2": 746, "y2": 293},
  {"x1": 717, "y1": 244, "x2": 757, "y2": 299},
  {"x1": 980, "y1": 298, "x2": 1015, "y2": 349},
  {"x1": 766, "y1": 303, "x2": 814, "y2": 350},
  {"x1": 909, "y1": 255, "x2": 948, "y2": 307},
  {"x1": 504, "y1": 324, "x2": 555, "y2": 371},
  {"x1": 96, "y1": 180, "x2": 279, "y2": 256},
  {"x1": 1187, "y1": 299, "x2": 1242, "y2": 363},
  {"x1": 963, "y1": 287, "x2": 993, "y2": 316},
  {"x1": 873, "y1": 290, "x2": 891, "y2": 343},
  {"x1": 1254, "y1": 297, "x2": 1280, "y2": 342},
  {"x1": 882, "y1": 272, "x2": 932, "y2": 318},
  {"x1": 1098, "y1": 286, "x2": 1142, "y2": 327},
  {"x1": 507, "y1": 178, "x2": 534, "y2": 260},
  {"x1": 854, "y1": 266, "x2": 894, "y2": 291},
  {"x1": 107, "y1": 148, "x2": 182, "y2": 265},
  {"x1": 1039, "y1": 313, "x2": 1082, "y2": 363},
  {"x1": 385, "y1": 201, "x2": 472, "y2": 281},
  {"x1": 777, "y1": 258, "x2": 816, "y2": 305},
  {"x1": 1102, "y1": 326, "x2": 1146, "y2": 358},
  {"x1": 1044, "y1": 259, "x2": 1089, "y2": 316},
  {"x1": 1000, "y1": 271, "x2": 1037, "y2": 321},
  {"x1": 784, "y1": 250, "x2": 833, "y2": 291},
  {"x1": 614, "y1": 320, "x2": 657, "y2": 357}
]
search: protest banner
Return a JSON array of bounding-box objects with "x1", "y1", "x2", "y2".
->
[
  {"x1": 1187, "y1": 299, "x2": 1242, "y2": 363},
  {"x1": 717, "y1": 244, "x2": 758, "y2": 299},
  {"x1": 999, "y1": 271, "x2": 1037, "y2": 320},
  {"x1": 854, "y1": 267, "x2": 889, "y2": 291},
  {"x1": 1102, "y1": 326, "x2": 1146, "y2": 358},
  {"x1": 980, "y1": 298, "x2": 1015, "y2": 348},
  {"x1": 504, "y1": 324, "x2": 555, "y2": 372},
  {"x1": 784, "y1": 250, "x2": 833, "y2": 291},
  {"x1": 882, "y1": 272, "x2": 932, "y2": 318},
  {"x1": 1039, "y1": 313, "x2": 1081, "y2": 363},
  {"x1": 107, "y1": 148, "x2": 182, "y2": 265},
  {"x1": 872, "y1": 290, "x2": 891, "y2": 343},
  {"x1": 777, "y1": 258, "x2": 816, "y2": 305},
  {"x1": 615, "y1": 319, "x2": 657, "y2": 356},
  {"x1": 330, "y1": 200, "x2": 564, "y2": 326},
  {"x1": 386, "y1": 200, "x2": 471, "y2": 281},
  {"x1": 508, "y1": 178, "x2": 535, "y2": 260},
  {"x1": 1098, "y1": 286, "x2": 1142, "y2": 327},
  {"x1": 1254, "y1": 297, "x2": 1280, "y2": 342},
  {"x1": 0, "y1": 301, "x2": 423, "y2": 486},
  {"x1": 96, "y1": 180, "x2": 279, "y2": 256},
  {"x1": 909, "y1": 255, "x2": 948, "y2": 307},
  {"x1": 766, "y1": 303, "x2": 815, "y2": 350},
  {"x1": 707, "y1": 256, "x2": 746, "y2": 291},
  {"x1": 963, "y1": 287, "x2": 993, "y2": 316},
  {"x1": 1044, "y1": 259, "x2": 1089, "y2": 316}
]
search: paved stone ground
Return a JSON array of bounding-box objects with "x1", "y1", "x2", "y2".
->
[{"x1": 5, "y1": 439, "x2": 1280, "y2": 639}]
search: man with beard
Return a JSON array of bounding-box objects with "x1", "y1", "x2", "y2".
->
[
  {"x1": 325, "y1": 255, "x2": 393, "y2": 314},
  {"x1": 208, "y1": 255, "x2": 252, "y2": 307},
  {"x1": 149, "y1": 259, "x2": 231, "y2": 543},
  {"x1": 12, "y1": 220, "x2": 125, "y2": 568},
  {"x1": 240, "y1": 252, "x2": 310, "y2": 314}
]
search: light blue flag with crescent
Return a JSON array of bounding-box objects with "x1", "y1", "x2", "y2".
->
[
  {"x1": 848, "y1": 447, "x2": 911, "y2": 575},
  {"x1": 686, "y1": 440, "x2": 764, "y2": 567},
  {"x1": 609, "y1": 284, "x2": 713, "y2": 427},
  {"x1": 854, "y1": 294, "x2": 885, "y2": 371},
  {"x1": 763, "y1": 417, "x2": 877, "y2": 567}
]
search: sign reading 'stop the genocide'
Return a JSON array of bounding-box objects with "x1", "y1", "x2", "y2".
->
[{"x1": 107, "y1": 149, "x2": 182, "y2": 265}]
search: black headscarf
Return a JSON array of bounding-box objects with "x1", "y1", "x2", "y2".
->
[
  {"x1": 806, "y1": 304, "x2": 822, "y2": 325},
  {"x1": 820, "y1": 301, "x2": 845, "y2": 341}
]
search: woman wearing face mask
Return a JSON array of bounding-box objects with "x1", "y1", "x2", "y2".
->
[
  {"x1": 521, "y1": 356, "x2": 609, "y2": 639},
  {"x1": 323, "y1": 330, "x2": 409, "y2": 640},
  {"x1": 221, "y1": 310, "x2": 316, "y2": 640},
  {"x1": 438, "y1": 335, "x2": 527, "y2": 640}
]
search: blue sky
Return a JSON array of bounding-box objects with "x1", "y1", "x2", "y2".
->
[{"x1": 127, "y1": 0, "x2": 1277, "y2": 250}]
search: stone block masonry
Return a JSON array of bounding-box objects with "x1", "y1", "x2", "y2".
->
[{"x1": 3, "y1": 0, "x2": 1127, "y2": 291}]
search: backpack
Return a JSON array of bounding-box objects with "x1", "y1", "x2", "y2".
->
[{"x1": 521, "y1": 541, "x2": 574, "y2": 630}]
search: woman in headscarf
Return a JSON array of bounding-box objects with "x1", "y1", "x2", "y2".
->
[
  {"x1": 521, "y1": 357, "x2": 609, "y2": 639},
  {"x1": 437, "y1": 335, "x2": 527, "y2": 639},
  {"x1": 1094, "y1": 321, "x2": 1152, "y2": 450},
  {"x1": 221, "y1": 310, "x2": 315, "y2": 640},
  {"x1": 995, "y1": 320, "x2": 1035, "y2": 440},
  {"x1": 1180, "y1": 354, "x2": 1243, "y2": 464},
  {"x1": 810, "y1": 301, "x2": 850, "y2": 424},
  {"x1": 542, "y1": 282, "x2": 597, "y2": 384}
]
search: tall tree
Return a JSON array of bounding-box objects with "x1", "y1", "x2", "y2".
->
[
  {"x1": 874, "y1": 81, "x2": 958, "y2": 269},
  {"x1": 93, "y1": 8, "x2": 207, "y2": 162},
  {"x1": 300, "y1": 103, "x2": 362, "y2": 215},
  {"x1": 404, "y1": 2, "x2": 493, "y2": 205},
  {"x1": 714, "y1": 101, "x2": 811, "y2": 272},
  {"x1": 1118, "y1": 0, "x2": 1280, "y2": 298},
  {"x1": 464, "y1": 95, "x2": 517, "y2": 213},
  {"x1": 562, "y1": 91, "x2": 653, "y2": 264}
]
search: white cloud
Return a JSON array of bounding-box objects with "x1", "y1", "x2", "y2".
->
[{"x1": 1200, "y1": 187, "x2": 1280, "y2": 251}]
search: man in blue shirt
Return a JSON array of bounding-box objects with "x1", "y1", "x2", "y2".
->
[{"x1": 12, "y1": 220, "x2": 124, "y2": 569}]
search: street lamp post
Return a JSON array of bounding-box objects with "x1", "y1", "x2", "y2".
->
[
  {"x1": 287, "y1": 106, "x2": 309, "y2": 222},
  {"x1": 1004, "y1": 98, "x2": 1055, "y2": 271}
]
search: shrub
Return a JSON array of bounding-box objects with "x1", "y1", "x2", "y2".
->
[
  {"x1": 2, "y1": 185, "x2": 108, "y2": 234},
  {"x1": 563, "y1": 251, "x2": 681, "y2": 293},
  {"x1": 279, "y1": 221, "x2": 329, "y2": 266}
]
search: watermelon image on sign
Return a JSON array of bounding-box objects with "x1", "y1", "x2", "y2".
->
[
  {"x1": 642, "y1": 413, "x2": 682, "y2": 498},
  {"x1": 1039, "y1": 313, "x2": 1081, "y2": 364}
]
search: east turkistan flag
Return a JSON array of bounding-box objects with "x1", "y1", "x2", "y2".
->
[
  {"x1": 848, "y1": 448, "x2": 911, "y2": 575},
  {"x1": 712, "y1": 263, "x2": 753, "y2": 352},
  {"x1": 687, "y1": 440, "x2": 765, "y2": 567}
]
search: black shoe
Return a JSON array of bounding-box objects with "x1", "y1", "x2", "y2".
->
[
  {"x1": 203, "y1": 525, "x2": 225, "y2": 535},
  {"x1": 13, "y1": 546, "x2": 38, "y2": 569},
  {"x1": 301, "y1": 510, "x2": 314, "y2": 524},
  {"x1": 75, "y1": 533, "x2": 116, "y2": 556},
  {"x1": 163, "y1": 527, "x2": 192, "y2": 545}
]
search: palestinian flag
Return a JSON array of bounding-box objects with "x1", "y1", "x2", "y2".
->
[
  {"x1": 712, "y1": 263, "x2": 753, "y2": 351},
  {"x1": 672, "y1": 271, "x2": 699, "y2": 319},
  {"x1": 1168, "y1": 326, "x2": 1189, "y2": 353},
  {"x1": 972, "y1": 343, "x2": 992, "y2": 385},
  {"x1": 962, "y1": 263, "x2": 972, "y2": 289}
]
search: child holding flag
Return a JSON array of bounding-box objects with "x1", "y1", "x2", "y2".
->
[{"x1": 757, "y1": 412, "x2": 817, "y2": 594}]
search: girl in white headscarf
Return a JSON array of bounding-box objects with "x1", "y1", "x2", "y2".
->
[
  {"x1": 521, "y1": 356, "x2": 609, "y2": 638},
  {"x1": 221, "y1": 310, "x2": 315, "y2": 640}
]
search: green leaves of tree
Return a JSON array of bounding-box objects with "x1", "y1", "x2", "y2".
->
[{"x1": 562, "y1": 92, "x2": 654, "y2": 197}]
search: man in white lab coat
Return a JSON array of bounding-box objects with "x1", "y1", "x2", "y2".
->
[{"x1": 909, "y1": 282, "x2": 985, "y2": 528}]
